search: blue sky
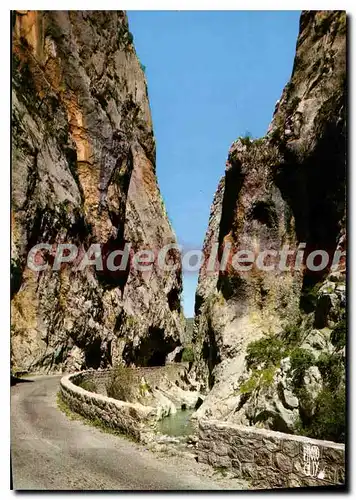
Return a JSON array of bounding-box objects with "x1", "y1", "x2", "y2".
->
[{"x1": 127, "y1": 10, "x2": 301, "y2": 317}]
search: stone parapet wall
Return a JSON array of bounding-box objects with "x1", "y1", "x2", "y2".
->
[
  {"x1": 60, "y1": 363, "x2": 194, "y2": 441},
  {"x1": 197, "y1": 420, "x2": 345, "y2": 489},
  {"x1": 68, "y1": 363, "x2": 190, "y2": 397},
  {"x1": 60, "y1": 372, "x2": 154, "y2": 441},
  {"x1": 71, "y1": 369, "x2": 112, "y2": 395},
  {"x1": 61, "y1": 371, "x2": 345, "y2": 489}
]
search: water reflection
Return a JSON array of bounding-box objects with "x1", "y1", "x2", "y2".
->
[{"x1": 156, "y1": 408, "x2": 195, "y2": 437}]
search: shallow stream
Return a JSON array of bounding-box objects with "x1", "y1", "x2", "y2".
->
[{"x1": 155, "y1": 408, "x2": 196, "y2": 437}]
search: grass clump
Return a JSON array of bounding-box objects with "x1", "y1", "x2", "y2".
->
[
  {"x1": 139, "y1": 380, "x2": 151, "y2": 398},
  {"x1": 106, "y1": 365, "x2": 137, "y2": 402},
  {"x1": 240, "y1": 366, "x2": 276, "y2": 394},
  {"x1": 213, "y1": 466, "x2": 229, "y2": 477},
  {"x1": 56, "y1": 392, "x2": 137, "y2": 441},
  {"x1": 239, "y1": 132, "x2": 253, "y2": 148},
  {"x1": 125, "y1": 315, "x2": 138, "y2": 328}
]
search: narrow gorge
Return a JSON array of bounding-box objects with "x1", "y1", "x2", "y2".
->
[{"x1": 11, "y1": 9, "x2": 347, "y2": 491}]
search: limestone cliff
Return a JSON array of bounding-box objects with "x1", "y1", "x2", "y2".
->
[
  {"x1": 192, "y1": 11, "x2": 346, "y2": 442},
  {"x1": 11, "y1": 11, "x2": 184, "y2": 373}
]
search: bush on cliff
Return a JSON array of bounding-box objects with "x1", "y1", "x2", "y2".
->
[
  {"x1": 106, "y1": 365, "x2": 136, "y2": 402},
  {"x1": 181, "y1": 346, "x2": 194, "y2": 363},
  {"x1": 241, "y1": 324, "x2": 346, "y2": 443},
  {"x1": 331, "y1": 319, "x2": 346, "y2": 350},
  {"x1": 290, "y1": 348, "x2": 316, "y2": 386},
  {"x1": 297, "y1": 386, "x2": 345, "y2": 443},
  {"x1": 245, "y1": 336, "x2": 286, "y2": 370}
]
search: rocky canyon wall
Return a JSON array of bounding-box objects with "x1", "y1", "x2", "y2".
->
[
  {"x1": 11, "y1": 11, "x2": 184, "y2": 373},
  {"x1": 192, "y1": 11, "x2": 346, "y2": 442}
]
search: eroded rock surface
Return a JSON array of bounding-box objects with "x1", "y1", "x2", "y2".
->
[
  {"x1": 192, "y1": 11, "x2": 346, "y2": 441},
  {"x1": 11, "y1": 11, "x2": 184, "y2": 373}
]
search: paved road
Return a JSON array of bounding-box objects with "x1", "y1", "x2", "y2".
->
[{"x1": 11, "y1": 375, "x2": 241, "y2": 490}]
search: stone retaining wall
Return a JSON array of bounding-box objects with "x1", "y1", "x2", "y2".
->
[
  {"x1": 197, "y1": 420, "x2": 345, "y2": 489},
  {"x1": 60, "y1": 372, "x2": 155, "y2": 441}
]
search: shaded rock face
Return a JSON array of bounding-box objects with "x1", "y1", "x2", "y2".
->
[
  {"x1": 192, "y1": 11, "x2": 346, "y2": 439},
  {"x1": 11, "y1": 11, "x2": 184, "y2": 373}
]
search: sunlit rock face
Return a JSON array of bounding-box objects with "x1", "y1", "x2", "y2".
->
[
  {"x1": 11, "y1": 11, "x2": 184, "y2": 373},
  {"x1": 192, "y1": 11, "x2": 346, "y2": 440}
]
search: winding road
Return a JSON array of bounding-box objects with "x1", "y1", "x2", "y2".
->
[{"x1": 11, "y1": 375, "x2": 244, "y2": 491}]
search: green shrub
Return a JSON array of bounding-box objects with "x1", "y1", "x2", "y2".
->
[
  {"x1": 252, "y1": 138, "x2": 265, "y2": 146},
  {"x1": 240, "y1": 366, "x2": 276, "y2": 394},
  {"x1": 125, "y1": 315, "x2": 138, "y2": 328},
  {"x1": 185, "y1": 317, "x2": 194, "y2": 337},
  {"x1": 314, "y1": 12, "x2": 333, "y2": 37},
  {"x1": 78, "y1": 379, "x2": 97, "y2": 393},
  {"x1": 106, "y1": 365, "x2": 136, "y2": 402},
  {"x1": 261, "y1": 366, "x2": 276, "y2": 386},
  {"x1": 282, "y1": 323, "x2": 303, "y2": 345},
  {"x1": 294, "y1": 347, "x2": 345, "y2": 442},
  {"x1": 181, "y1": 346, "x2": 194, "y2": 363},
  {"x1": 213, "y1": 465, "x2": 229, "y2": 477},
  {"x1": 139, "y1": 380, "x2": 151, "y2": 397},
  {"x1": 290, "y1": 348, "x2": 316, "y2": 387},
  {"x1": 140, "y1": 62, "x2": 146, "y2": 73},
  {"x1": 239, "y1": 132, "x2": 253, "y2": 147},
  {"x1": 302, "y1": 387, "x2": 345, "y2": 443},
  {"x1": 337, "y1": 12, "x2": 347, "y2": 34},
  {"x1": 239, "y1": 373, "x2": 259, "y2": 394},
  {"x1": 294, "y1": 386, "x2": 315, "y2": 420},
  {"x1": 331, "y1": 319, "x2": 346, "y2": 350},
  {"x1": 245, "y1": 336, "x2": 285, "y2": 370},
  {"x1": 317, "y1": 352, "x2": 344, "y2": 391}
]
